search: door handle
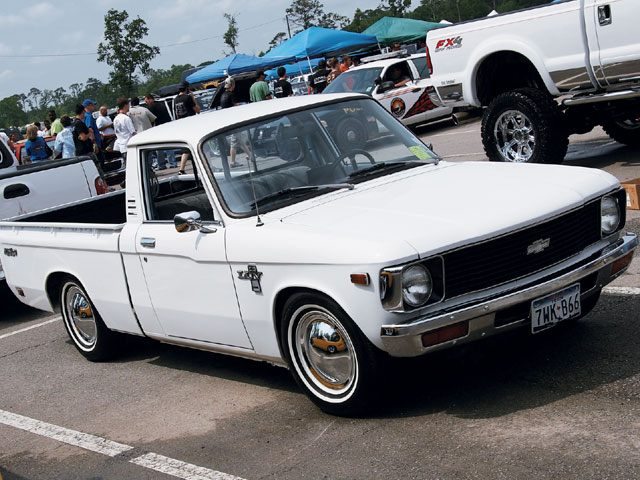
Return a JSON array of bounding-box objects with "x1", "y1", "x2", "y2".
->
[
  {"x1": 3, "y1": 183, "x2": 30, "y2": 199},
  {"x1": 598, "y1": 5, "x2": 612, "y2": 26},
  {"x1": 140, "y1": 237, "x2": 156, "y2": 248}
]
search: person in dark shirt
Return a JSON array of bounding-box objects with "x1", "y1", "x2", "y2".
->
[
  {"x1": 274, "y1": 67, "x2": 293, "y2": 98},
  {"x1": 144, "y1": 93, "x2": 171, "y2": 125},
  {"x1": 144, "y1": 93, "x2": 176, "y2": 169},
  {"x1": 310, "y1": 59, "x2": 330, "y2": 94},
  {"x1": 173, "y1": 82, "x2": 200, "y2": 173},
  {"x1": 173, "y1": 81, "x2": 200, "y2": 119},
  {"x1": 220, "y1": 77, "x2": 251, "y2": 168},
  {"x1": 72, "y1": 104, "x2": 94, "y2": 156}
]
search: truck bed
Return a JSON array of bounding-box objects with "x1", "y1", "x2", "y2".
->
[{"x1": 12, "y1": 189, "x2": 127, "y2": 225}]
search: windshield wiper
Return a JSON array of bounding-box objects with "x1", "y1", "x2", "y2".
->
[
  {"x1": 346, "y1": 161, "x2": 425, "y2": 180},
  {"x1": 251, "y1": 183, "x2": 354, "y2": 209}
]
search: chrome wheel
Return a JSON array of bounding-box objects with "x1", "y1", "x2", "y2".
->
[
  {"x1": 289, "y1": 304, "x2": 358, "y2": 401},
  {"x1": 62, "y1": 283, "x2": 97, "y2": 351},
  {"x1": 493, "y1": 109, "x2": 535, "y2": 162}
]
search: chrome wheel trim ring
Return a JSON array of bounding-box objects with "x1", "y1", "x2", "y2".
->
[
  {"x1": 63, "y1": 285, "x2": 97, "y2": 351},
  {"x1": 616, "y1": 118, "x2": 640, "y2": 130},
  {"x1": 289, "y1": 304, "x2": 358, "y2": 402},
  {"x1": 493, "y1": 109, "x2": 536, "y2": 162}
]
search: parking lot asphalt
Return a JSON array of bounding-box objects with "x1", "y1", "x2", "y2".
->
[{"x1": 1, "y1": 119, "x2": 639, "y2": 480}]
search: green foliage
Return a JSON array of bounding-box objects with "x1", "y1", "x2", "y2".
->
[
  {"x1": 0, "y1": 95, "x2": 28, "y2": 128},
  {"x1": 286, "y1": 0, "x2": 349, "y2": 33},
  {"x1": 97, "y1": 9, "x2": 160, "y2": 97},
  {"x1": 411, "y1": 0, "x2": 549, "y2": 23},
  {"x1": 223, "y1": 13, "x2": 239, "y2": 55}
]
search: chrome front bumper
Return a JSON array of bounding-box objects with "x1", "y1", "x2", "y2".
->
[{"x1": 380, "y1": 233, "x2": 638, "y2": 357}]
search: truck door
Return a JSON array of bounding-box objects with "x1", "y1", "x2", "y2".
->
[
  {"x1": 132, "y1": 146, "x2": 252, "y2": 349},
  {"x1": 375, "y1": 60, "x2": 434, "y2": 126},
  {"x1": 588, "y1": 0, "x2": 640, "y2": 86}
]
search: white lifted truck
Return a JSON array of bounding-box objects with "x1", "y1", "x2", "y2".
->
[
  {"x1": 426, "y1": 0, "x2": 640, "y2": 164},
  {"x1": 0, "y1": 94, "x2": 636, "y2": 415}
]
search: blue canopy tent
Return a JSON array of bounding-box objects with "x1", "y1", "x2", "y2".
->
[
  {"x1": 363, "y1": 17, "x2": 443, "y2": 45},
  {"x1": 263, "y1": 27, "x2": 379, "y2": 63},
  {"x1": 264, "y1": 58, "x2": 321, "y2": 80},
  {"x1": 186, "y1": 53, "x2": 296, "y2": 83}
]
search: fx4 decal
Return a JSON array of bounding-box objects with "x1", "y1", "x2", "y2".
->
[{"x1": 435, "y1": 36, "x2": 463, "y2": 52}]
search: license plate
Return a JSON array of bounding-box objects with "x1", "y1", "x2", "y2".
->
[{"x1": 531, "y1": 284, "x2": 581, "y2": 333}]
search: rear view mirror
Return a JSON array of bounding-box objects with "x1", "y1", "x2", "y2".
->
[
  {"x1": 174, "y1": 211, "x2": 216, "y2": 234},
  {"x1": 378, "y1": 81, "x2": 396, "y2": 93}
]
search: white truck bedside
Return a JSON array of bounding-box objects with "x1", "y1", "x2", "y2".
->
[{"x1": 0, "y1": 94, "x2": 636, "y2": 415}]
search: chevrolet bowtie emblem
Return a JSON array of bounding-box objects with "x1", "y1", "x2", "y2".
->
[{"x1": 527, "y1": 238, "x2": 551, "y2": 255}]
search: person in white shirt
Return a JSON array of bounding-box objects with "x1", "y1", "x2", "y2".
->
[
  {"x1": 96, "y1": 106, "x2": 116, "y2": 151},
  {"x1": 0, "y1": 131, "x2": 9, "y2": 145},
  {"x1": 128, "y1": 97, "x2": 156, "y2": 133},
  {"x1": 113, "y1": 98, "x2": 136, "y2": 159}
]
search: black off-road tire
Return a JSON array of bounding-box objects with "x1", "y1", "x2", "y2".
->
[
  {"x1": 280, "y1": 293, "x2": 386, "y2": 416},
  {"x1": 482, "y1": 88, "x2": 568, "y2": 164},
  {"x1": 60, "y1": 277, "x2": 119, "y2": 362},
  {"x1": 602, "y1": 117, "x2": 640, "y2": 146}
]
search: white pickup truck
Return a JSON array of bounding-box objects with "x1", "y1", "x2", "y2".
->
[
  {"x1": 0, "y1": 139, "x2": 108, "y2": 282},
  {"x1": 426, "y1": 0, "x2": 640, "y2": 164},
  {"x1": 0, "y1": 94, "x2": 636, "y2": 415}
]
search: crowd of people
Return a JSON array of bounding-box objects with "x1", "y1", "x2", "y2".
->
[{"x1": 1, "y1": 53, "x2": 363, "y2": 167}]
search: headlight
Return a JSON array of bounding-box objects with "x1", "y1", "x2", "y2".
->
[
  {"x1": 601, "y1": 196, "x2": 620, "y2": 235},
  {"x1": 402, "y1": 264, "x2": 432, "y2": 307}
]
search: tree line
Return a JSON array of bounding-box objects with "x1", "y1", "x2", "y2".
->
[{"x1": 1, "y1": 0, "x2": 550, "y2": 130}]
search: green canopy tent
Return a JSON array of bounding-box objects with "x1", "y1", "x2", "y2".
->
[{"x1": 363, "y1": 16, "x2": 444, "y2": 45}]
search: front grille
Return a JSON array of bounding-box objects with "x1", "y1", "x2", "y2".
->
[{"x1": 443, "y1": 200, "x2": 602, "y2": 299}]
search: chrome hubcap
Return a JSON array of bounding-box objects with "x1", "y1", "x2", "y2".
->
[
  {"x1": 494, "y1": 110, "x2": 535, "y2": 162},
  {"x1": 64, "y1": 285, "x2": 97, "y2": 349},
  {"x1": 294, "y1": 307, "x2": 356, "y2": 395}
]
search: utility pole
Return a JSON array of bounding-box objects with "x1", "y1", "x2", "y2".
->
[{"x1": 285, "y1": 14, "x2": 292, "y2": 39}]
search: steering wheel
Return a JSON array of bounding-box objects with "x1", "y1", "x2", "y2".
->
[{"x1": 330, "y1": 149, "x2": 376, "y2": 170}]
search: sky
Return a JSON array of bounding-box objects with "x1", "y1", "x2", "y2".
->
[{"x1": 0, "y1": 0, "x2": 417, "y2": 100}]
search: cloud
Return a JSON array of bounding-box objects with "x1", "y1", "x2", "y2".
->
[
  {"x1": 31, "y1": 2, "x2": 56, "y2": 16},
  {"x1": 0, "y1": 43, "x2": 12, "y2": 55},
  {"x1": 0, "y1": 70, "x2": 14, "y2": 80},
  {"x1": 0, "y1": 14, "x2": 24, "y2": 26}
]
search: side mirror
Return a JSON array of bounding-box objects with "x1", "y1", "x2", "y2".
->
[
  {"x1": 174, "y1": 210, "x2": 216, "y2": 234},
  {"x1": 378, "y1": 81, "x2": 396, "y2": 93},
  {"x1": 374, "y1": 76, "x2": 382, "y2": 85}
]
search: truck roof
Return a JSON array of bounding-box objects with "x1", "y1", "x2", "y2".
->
[{"x1": 128, "y1": 93, "x2": 367, "y2": 147}]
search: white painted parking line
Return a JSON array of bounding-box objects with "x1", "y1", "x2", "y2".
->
[
  {"x1": 0, "y1": 317, "x2": 60, "y2": 340},
  {"x1": 0, "y1": 409, "x2": 246, "y2": 480},
  {"x1": 428, "y1": 128, "x2": 479, "y2": 138},
  {"x1": 0, "y1": 409, "x2": 131, "y2": 457},
  {"x1": 603, "y1": 286, "x2": 640, "y2": 295},
  {"x1": 130, "y1": 453, "x2": 244, "y2": 480}
]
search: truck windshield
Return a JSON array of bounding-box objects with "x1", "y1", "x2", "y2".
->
[
  {"x1": 200, "y1": 98, "x2": 439, "y2": 216},
  {"x1": 323, "y1": 68, "x2": 383, "y2": 95}
]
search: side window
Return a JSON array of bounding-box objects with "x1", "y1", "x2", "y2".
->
[
  {"x1": 140, "y1": 147, "x2": 215, "y2": 222},
  {"x1": 411, "y1": 57, "x2": 431, "y2": 79},
  {"x1": 382, "y1": 61, "x2": 413, "y2": 84}
]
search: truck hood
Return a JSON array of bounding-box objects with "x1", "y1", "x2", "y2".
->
[{"x1": 278, "y1": 161, "x2": 619, "y2": 256}]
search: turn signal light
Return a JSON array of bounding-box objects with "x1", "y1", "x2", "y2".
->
[
  {"x1": 350, "y1": 273, "x2": 370, "y2": 286},
  {"x1": 610, "y1": 252, "x2": 633, "y2": 276},
  {"x1": 422, "y1": 321, "x2": 469, "y2": 347}
]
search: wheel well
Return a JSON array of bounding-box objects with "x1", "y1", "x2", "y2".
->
[
  {"x1": 476, "y1": 51, "x2": 545, "y2": 106},
  {"x1": 46, "y1": 272, "x2": 74, "y2": 313},
  {"x1": 273, "y1": 287, "x2": 339, "y2": 359}
]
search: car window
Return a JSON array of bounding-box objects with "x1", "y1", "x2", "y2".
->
[
  {"x1": 382, "y1": 61, "x2": 413, "y2": 84},
  {"x1": 140, "y1": 146, "x2": 215, "y2": 222},
  {"x1": 323, "y1": 67, "x2": 383, "y2": 95},
  {"x1": 411, "y1": 57, "x2": 431, "y2": 79},
  {"x1": 201, "y1": 98, "x2": 439, "y2": 216}
]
